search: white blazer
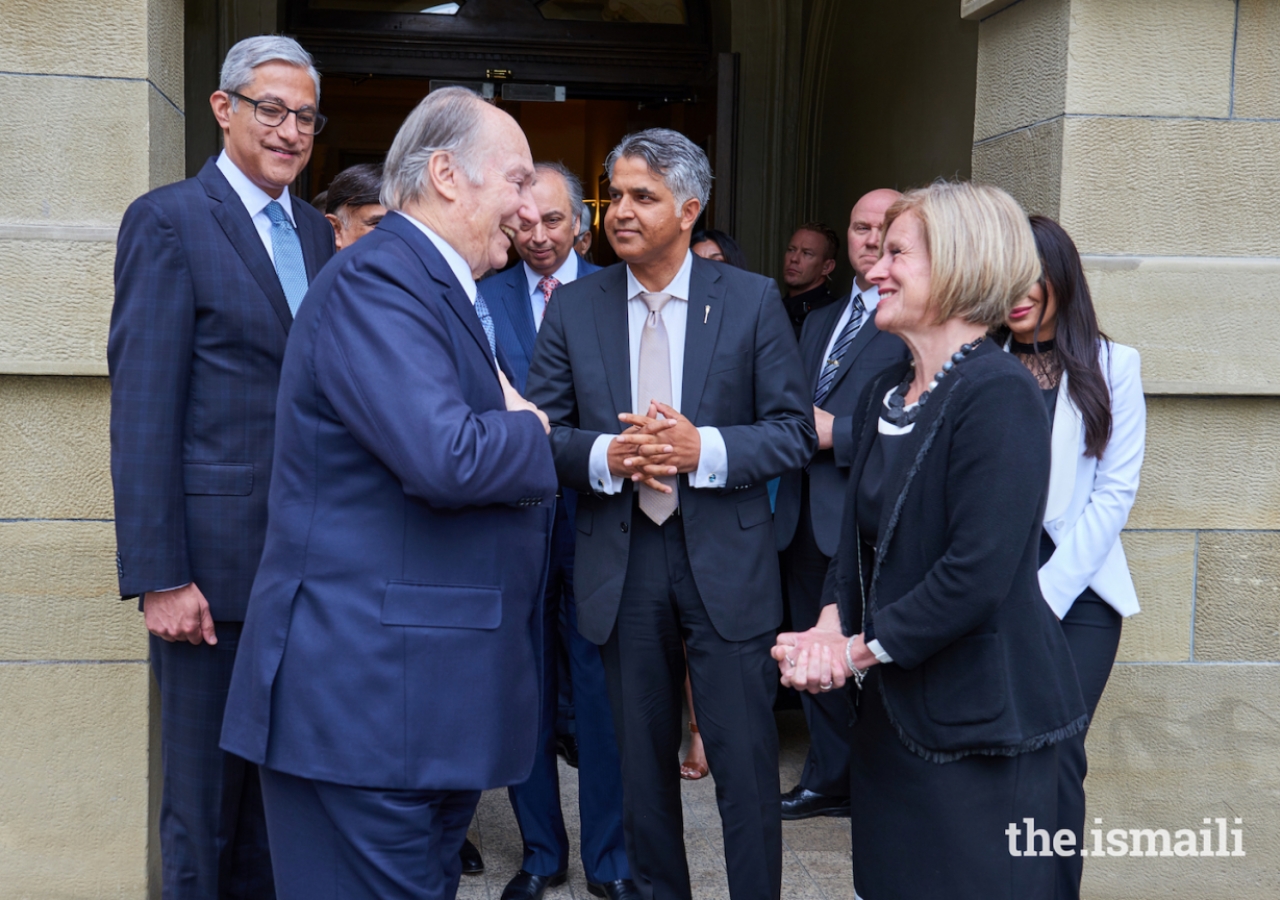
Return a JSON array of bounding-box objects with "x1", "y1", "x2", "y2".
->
[{"x1": 1038, "y1": 341, "x2": 1146, "y2": 619}]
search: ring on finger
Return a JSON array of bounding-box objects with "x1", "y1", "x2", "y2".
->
[{"x1": 819, "y1": 681, "x2": 833, "y2": 691}]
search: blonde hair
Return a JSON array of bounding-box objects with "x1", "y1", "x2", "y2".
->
[{"x1": 882, "y1": 181, "x2": 1039, "y2": 328}]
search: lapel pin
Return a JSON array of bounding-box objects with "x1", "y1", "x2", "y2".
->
[{"x1": 704, "y1": 305, "x2": 711, "y2": 324}]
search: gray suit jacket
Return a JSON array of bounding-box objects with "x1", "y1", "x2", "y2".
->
[
  {"x1": 773, "y1": 292, "x2": 908, "y2": 556},
  {"x1": 526, "y1": 257, "x2": 817, "y2": 644}
]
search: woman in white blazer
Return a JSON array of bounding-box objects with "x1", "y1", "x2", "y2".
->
[{"x1": 1001, "y1": 216, "x2": 1146, "y2": 900}]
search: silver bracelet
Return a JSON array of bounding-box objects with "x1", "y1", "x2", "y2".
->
[{"x1": 845, "y1": 637, "x2": 867, "y2": 690}]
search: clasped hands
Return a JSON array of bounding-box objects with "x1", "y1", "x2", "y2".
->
[
  {"x1": 772, "y1": 607, "x2": 879, "y2": 693},
  {"x1": 608, "y1": 400, "x2": 701, "y2": 492}
]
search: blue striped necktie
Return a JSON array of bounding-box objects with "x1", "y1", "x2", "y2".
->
[
  {"x1": 814, "y1": 293, "x2": 866, "y2": 406},
  {"x1": 473, "y1": 289, "x2": 498, "y2": 358},
  {"x1": 265, "y1": 200, "x2": 309, "y2": 316}
]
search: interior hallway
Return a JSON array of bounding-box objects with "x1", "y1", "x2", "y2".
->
[{"x1": 462, "y1": 711, "x2": 855, "y2": 899}]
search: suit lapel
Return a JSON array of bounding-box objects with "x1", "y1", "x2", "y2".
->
[
  {"x1": 680, "y1": 258, "x2": 726, "y2": 425},
  {"x1": 804, "y1": 299, "x2": 843, "y2": 380},
  {"x1": 822, "y1": 296, "x2": 881, "y2": 398},
  {"x1": 379, "y1": 214, "x2": 496, "y2": 373},
  {"x1": 592, "y1": 266, "x2": 632, "y2": 419},
  {"x1": 201, "y1": 161, "x2": 293, "y2": 335},
  {"x1": 504, "y1": 266, "x2": 539, "y2": 362},
  {"x1": 296, "y1": 207, "x2": 327, "y2": 282},
  {"x1": 1044, "y1": 369, "x2": 1081, "y2": 522}
]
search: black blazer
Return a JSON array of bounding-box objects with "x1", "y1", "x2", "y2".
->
[
  {"x1": 827, "y1": 340, "x2": 1087, "y2": 761},
  {"x1": 526, "y1": 257, "x2": 817, "y2": 645},
  {"x1": 109, "y1": 158, "x2": 335, "y2": 620},
  {"x1": 774, "y1": 293, "x2": 909, "y2": 554}
]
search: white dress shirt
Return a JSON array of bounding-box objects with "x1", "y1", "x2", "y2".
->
[
  {"x1": 821, "y1": 285, "x2": 880, "y2": 366},
  {"x1": 216, "y1": 150, "x2": 296, "y2": 263},
  {"x1": 524, "y1": 253, "x2": 578, "y2": 329},
  {"x1": 587, "y1": 251, "x2": 729, "y2": 494}
]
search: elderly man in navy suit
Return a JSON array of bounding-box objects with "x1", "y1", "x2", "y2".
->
[
  {"x1": 481, "y1": 163, "x2": 635, "y2": 900},
  {"x1": 109, "y1": 36, "x2": 334, "y2": 899},
  {"x1": 220, "y1": 87, "x2": 559, "y2": 900}
]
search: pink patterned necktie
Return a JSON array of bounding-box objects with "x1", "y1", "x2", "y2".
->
[{"x1": 537, "y1": 276, "x2": 560, "y2": 319}]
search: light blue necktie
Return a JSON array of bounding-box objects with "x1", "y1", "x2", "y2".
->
[
  {"x1": 265, "y1": 200, "x2": 309, "y2": 315},
  {"x1": 473, "y1": 289, "x2": 498, "y2": 358}
]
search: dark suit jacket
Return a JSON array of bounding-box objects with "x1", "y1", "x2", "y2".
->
[
  {"x1": 109, "y1": 157, "x2": 335, "y2": 621},
  {"x1": 481, "y1": 254, "x2": 600, "y2": 393},
  {"x1": 827, "y1": 341, "x2": 1088, "y2": 761},
  {"x1": 220, "y1": 212, "x2": 559, "y2": 790},
  {"x1": 774, "y1": 293, "x2": 908, "y2": 555},
  {"x1": 525, "y1": 256, "x2": 817, "y2": 645}
]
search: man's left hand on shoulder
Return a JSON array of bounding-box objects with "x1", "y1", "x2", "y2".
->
[{"x1": 618, "y1": 401, "x2": 701, "y2": 477}]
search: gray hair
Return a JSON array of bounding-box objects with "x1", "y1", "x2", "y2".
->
[
  {"x1": 605, "y1": 128, "x2": 712, "y2": 213},
  {"x1": 380, "y1": 86, "x2": 489, "y2": 210},
  {"x1": 534, "y1": 162, "x2": 585, "y2": 230},
  {"x1": 578, "y1": 203, "x2": 593, "y2": 238},
  {"x1": 220, "y1": 35, "x2": 321, "y2": 106}
]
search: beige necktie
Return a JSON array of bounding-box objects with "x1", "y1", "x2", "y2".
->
[{"x1": 637, "y1": 291, "x2": 679, "y2": 525}]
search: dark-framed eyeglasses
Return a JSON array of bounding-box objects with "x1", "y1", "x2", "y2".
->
[{"x1": 227, "y1": 90, "x2": 328, "y2": 135}]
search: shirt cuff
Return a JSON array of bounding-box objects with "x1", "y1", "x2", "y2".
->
[
  {"x1": 588, "y1": 433, "x2": 625, "y2": 495},
  {"x1": 690, "y1": 426, "x2": 727, "y2": 489},
  {"x1": 866, "y1": 638, "x2": 894, "y2": 665}
]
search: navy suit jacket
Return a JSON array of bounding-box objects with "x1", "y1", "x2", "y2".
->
[
  {"x1": 220, "y1": 212, "x2": 559, "y2": 791},
  {"x1": 526, "y1": 257, "x2": 817, "y2": 645},
  {"x1": 773, "y1": 292, "x2": 909, "y2": 555},
  {"x1": 109, "y1": 157, "x2": 335, "y2": 621},
  {"x1": 482, "y1": 254, "x2": 600, "y2": 527},
  {"x1": 481, "y1": 254, "x2": 601, "y2": 394}
]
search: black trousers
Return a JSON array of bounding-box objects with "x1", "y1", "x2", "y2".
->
[
  {"x1": 1055, "y1": 593, "x2": 1123, "y2": 900},
  {"x1": 151, "y1": 624, "x2": 274, "y2": 900},
  {"x1": 780, "y1": 479, "x2": 852, "y2": 798},
  {"x1": 599, "y1": 511, "x2": 782, "y2": 900}
]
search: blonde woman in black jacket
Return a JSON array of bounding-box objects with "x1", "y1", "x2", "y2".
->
[{"x1": 773, "y1": 182, "x2": 1087, "y2": 900}]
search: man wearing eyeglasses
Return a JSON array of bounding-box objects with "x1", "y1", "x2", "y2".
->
[{"x1": 108, "y1": 35, "x2": 334, "y2": 900}]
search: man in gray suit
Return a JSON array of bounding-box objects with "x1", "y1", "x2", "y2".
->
[
  {"x1": 526, "y1": 129, "x2": 815, "y2": 900},
  {"x1": 774, "y1": 188, "x2": 908, "y2": 820}
]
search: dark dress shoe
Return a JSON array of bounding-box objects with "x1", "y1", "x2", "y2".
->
[
  {"x1": 780, "y1": 784, "x2": 852, "y2": 820},
  {"x1": 554, "y1": 733, "x2": 579, "y2": 768},
  {"x1": 499, "y1": 870, "x2": 567, "y2": 900},
  {"x1": 459, "y1": 838, "x2": 484, "y2": 875},
  {"x1": 587, "y1": 878, "x2": 641, "y2": 900}
]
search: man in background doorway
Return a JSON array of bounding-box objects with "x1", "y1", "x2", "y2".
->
[
  {"x1": 575, "y1": 201, "x2": 595, "y2": 263},
  {"x1": 773, "y1": 188, "x2": 907, "y2": 821},
  {"x1": 781, "y1": 222, "x2": 839, "y2": 339},
  {"x1": 109, "y1": 35, "x2": 334, "y2": 899},
  {"x1": 322, "y1": 162, "x2": 387, "y2": 250},
  {"x1": 481, "y1": 162, "x2": 635, "y2": 900}
]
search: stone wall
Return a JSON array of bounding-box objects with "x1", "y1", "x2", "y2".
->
[
  {"x1": 0, "y1": 1, "x2": 184, "y2": 896},
  {"x1": 969, "y1": 1, "x2": 1280, "y2": 896}
]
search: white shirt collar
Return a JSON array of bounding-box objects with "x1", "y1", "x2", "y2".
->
[
  {"x1": 523, "y1": 253, "x2": 579, "y2": 296},
  {"x1": 625, "y1": 250, "x2": 693, "y2": 302},
  {"x1": 856, "y1": 284, "x2": 880, "y2": 311},
  {"x1": 395, "y1": 211, "x2": 478, "y2": 303},
  {"x1": 216, "y1": 149, "x2": 294, "y2": 225}
]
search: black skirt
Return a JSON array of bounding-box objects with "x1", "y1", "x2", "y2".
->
[{"x1": 849, "y1": 668, "x2": 1059, "y2": 900}]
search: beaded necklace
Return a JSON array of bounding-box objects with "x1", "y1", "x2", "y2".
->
[{"x1": 883, "y1": 335, "x2": 986, "y2": 427}]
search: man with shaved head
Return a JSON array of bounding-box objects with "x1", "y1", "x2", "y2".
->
[{"x1": 773, "y1": 188, "x2": 908, "y2": 820}]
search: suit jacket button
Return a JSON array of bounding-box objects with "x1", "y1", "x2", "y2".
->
[{"x1": 620, "y1": 522, "x2": 629, "y2": 533}]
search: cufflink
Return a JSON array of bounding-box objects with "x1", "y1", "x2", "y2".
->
[{"x1": 708, "y1": 474, "x2": 717, "y2": 484}]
